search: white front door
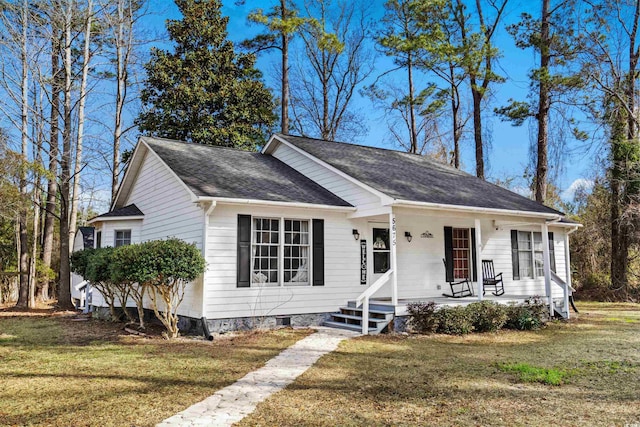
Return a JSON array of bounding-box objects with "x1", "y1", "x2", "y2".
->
[{"x1": 369, "y1": 223, "x2": 391, "y2": 285}]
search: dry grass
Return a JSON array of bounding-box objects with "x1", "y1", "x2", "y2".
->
[
  {"x1": 239, "y1": 302, "x2": 640, "y2": 427},
  {"x1": 0, "y1": 313, "x2": 310, "y2": 427}
]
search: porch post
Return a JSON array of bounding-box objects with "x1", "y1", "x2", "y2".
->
[
  {"x1": 563, "y1": 232, "x2": 572, "y2": 319},
  {"x1": 390, "y1": 211, "x2": 398, "y2": 306},
  {"x1": 475, "y1": 218, "x2": 483, "y2": 301},
  {"x1": 541, "y1": 222, "x2": 553, "y2": 317}
]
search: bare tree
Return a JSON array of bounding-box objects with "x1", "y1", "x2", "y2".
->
[
  {"x1": 242, "y1": 0, "x2": 306, "y2": 136},
  {"x1": 100, "y1": 0, "x2": 146, "y2": 203},
  {"x1": 68, "y1": 0, "x2": 94, "y2": 253},
  {"x1": 41, "y1": 14, "x2": 62, "y2": 302},
  {"x1": 578, "y1": 0, "x2": 640, "y2": 294},
  {"x1": 453, "y1": 0, "x2": 508, "y2": 179},
  {"x1": 290, "y1": 0, "x2": 375, "y2": 141}
]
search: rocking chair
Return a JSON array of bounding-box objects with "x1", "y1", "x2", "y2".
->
[
  {"x1": 482, "y1": 260, "x2": 505, "y2": 296},
  {"x1": 441, "y1": 259, "x2": 473, "y2": 298}
]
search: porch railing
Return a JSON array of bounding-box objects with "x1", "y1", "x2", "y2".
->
[
  {"x1": 355, "y1": 269, "x2": 393, "y2": 335},
  {"x1": 550, "y1": 270, "x2": 575, "y2": 319}
]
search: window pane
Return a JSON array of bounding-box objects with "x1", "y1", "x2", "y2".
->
[
  {"x1": 518, "y1": 231, "x2": 531, "y2": 250},
  {"x1": 534, "y1": 251, "x2": 544, "y2": 277},
  {"x1": 519, "y1": 251, "x2": 533, "y2": 278},
  {"x1": 374, "y1": 252, "x2": 390, "y2": 273},
  {"x1": 373, "y1": 228, "x2": 389, "y2": 250},
  {"x1": 533, "y1": 232, "x2": 543, "y2": 251}
]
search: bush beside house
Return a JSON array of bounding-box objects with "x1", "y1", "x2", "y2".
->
[
  {"x1": 70, "y1": 238, "x2": 206, "y2": 338},
  {"x1": 407, "y1": 298, "x2": 548, "y2": 335}
]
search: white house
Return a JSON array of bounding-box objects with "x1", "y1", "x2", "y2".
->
[{"x1": 81, "y1": 134, "x2": 580, "y2": 335}]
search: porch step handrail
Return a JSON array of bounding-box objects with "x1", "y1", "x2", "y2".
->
[
  {"x1": 356, "y1": 269, "x2": 393, "y2": 335},
  {"x1": 550, "y1": 270, "x2": 575, "y2": 292}
]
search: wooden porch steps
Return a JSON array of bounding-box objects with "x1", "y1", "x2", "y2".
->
[{"x1": 324, "y1": 300, "x2": 395, "y2": 335}]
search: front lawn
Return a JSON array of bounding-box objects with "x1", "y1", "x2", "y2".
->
[
  {"x1": 239, "y1": 302, "x2": 640, "y2": 426},
  {"x1": 0, "y1": 314, "x2": 310, "y2": 426}
]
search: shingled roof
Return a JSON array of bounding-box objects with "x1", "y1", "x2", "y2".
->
[
  {"x1": 276, "y1": 134, "x2": 563, "y2": 216},
  {"x1": 93, "y1": 204, "x2": 144, "y2": 219},
  {"x1": 144, "y1": 138, "x2": 352, "y2": 207}
]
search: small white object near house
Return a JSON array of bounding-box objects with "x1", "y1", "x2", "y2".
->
[
  {"x1": 75, "y1": 134, "x2": 581, "y2": 335},
  {"x1": 71, "y1": 227, "x2": 95, "y2": 310}
]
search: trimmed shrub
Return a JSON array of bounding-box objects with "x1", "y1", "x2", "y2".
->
[
  {"x1": 70, "y1": 248, "x2": 96, "y2": 278},
  {"x1": 407, "y1": 301, "x2": 439, "y2": 333},
  {"x1": 435, "y1": 306, "x2": 474, "y2": 335},
  {"x1": 74, "y1": 247, "x2": 120, "y2": 321},
  {"x1": 504, "y1": 297, "x2": 548, "y2": 330},
  {"x1": 112, "y1": 238, "x2": 206, "y2": 338},
  {"x1": 467, "y1": 301, "x2": 508, "y2": 332}
]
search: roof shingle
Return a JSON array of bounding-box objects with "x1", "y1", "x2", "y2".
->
[
  {"x1": 144, "y1": 138, "x2": 352, "y2": 207},
  {"x1": 277, "y1": 134, "x2": 563, "y2": 216}
]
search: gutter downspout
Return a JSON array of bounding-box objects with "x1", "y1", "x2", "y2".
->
[{"x1": 200, "y1": 201, "x2": 216, "y2": 341}]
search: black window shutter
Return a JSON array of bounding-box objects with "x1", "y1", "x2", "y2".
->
[
  {"x1": 444, "y1": 227, "x2": 453, "y2": 282},
  {"x1": 511, "y1": 230, "x2": 520, "y2": 280},
  {"x1": 237, "y1": 215, "x2": 251, "y2": 288},
  {"x1": 548, "y1": 232, "x2": 556, "y2": 273},
  {"x1": 470, "y1": 228, "x2": 478, "y2": 282},
  {"x1": 312, "y1": 219, "x2": 324, "y2": 286}
]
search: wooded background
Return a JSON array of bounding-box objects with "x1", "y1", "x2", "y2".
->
[{"x1": 1, "y1": 0, "x2": 638, "y2": 309}]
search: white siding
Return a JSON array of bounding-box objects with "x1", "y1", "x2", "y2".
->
[
  {"x1": 271, "y1": 143, "x2": 382, "y2": 210},
  {"x1": 122, "y1": 150, "x2": 205, "y2": 318},
  {"x1": 393, "y1": 209, "x2": 568, "y2": 300},
  {"x1": 98, "y1": 220, "x2": 142, "y2": 248},
  {"x1": 203, "y1": 204, "x2": 368, "y2": 319}
]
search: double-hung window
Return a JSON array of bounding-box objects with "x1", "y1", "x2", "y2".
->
[
  {"x1": 251, "y1": 217, "x2": 310, "y2": 286},
  {"x1": 512, "y1": 230, "x2": 555, "y2": 279},
  {"x1": 114, "y1": 230, "x2": 131, "y2": 247}
]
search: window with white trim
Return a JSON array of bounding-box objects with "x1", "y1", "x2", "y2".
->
[
  {"x1": 513, "y1": 230, "x2": 555, "y2": 279},
  {"x1": 251, "y1": 217, "x2": 312, "y2": 286},
  {"x1": 114, "y1": 230, "x2": 131, "y2": 247}
]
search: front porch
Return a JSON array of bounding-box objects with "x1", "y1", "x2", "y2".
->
[{"x1": 331, "y1": 206, "x2": 579, "y2": 334}]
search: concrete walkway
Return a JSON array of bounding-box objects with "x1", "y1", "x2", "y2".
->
[{"x1": 157, "y1": 327, "x2": 359, "y2": 427}]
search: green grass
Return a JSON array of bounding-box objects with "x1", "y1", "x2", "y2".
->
[
  {"x1": 238, "y1": 301, "x2": 640, "y2": 427},
  {"x1": 498, "y1": 362, "x2": 570, "y2": 385},
  {"x1": 0, "y1": 315, "x2": 310, "y2": 427}
]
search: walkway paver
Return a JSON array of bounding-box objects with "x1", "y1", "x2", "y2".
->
[{"x1": 157, "y1": 327, "x2": 359, "y2": 427}]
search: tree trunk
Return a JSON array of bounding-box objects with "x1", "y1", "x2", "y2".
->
[
  {"x1": 57, "y1": 0, "x2": 75, "y2": 311},
  {"x1": 471, "y1": 85, "x2": 484, "y2": 179},
  {"x1": 449, "y1": 63, "x2": 460, "y2": 168},
  {"x1": 281, "y1": 0, "x2": 290, "y2": 135},
  {"x1": 111, "y1": 0, "x2": 126, "y2": 204},
  {"x1": 69, "y1": 1, "x2": 93, "y2": 255},
  {"x1": 535, "y1": 0, "x2": 551, "y2": 204},
  {"x1": 16, "y1": 0, "x2": 30, "y2": 309},
  {"x1": 610, "y1": 174, "x2": 628, "y2": 290},
  {"x1": 322, "y1": 48, "x2": 329, "y2": 140},
  {"x1": 41, "y1": 30, "x2": 61, "y2": 302},
  {"x1": 407, "y1": 53, "x2": 417, "y2": 154}
]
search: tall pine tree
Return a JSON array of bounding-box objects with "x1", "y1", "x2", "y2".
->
[{"x1": 137, "y1": 0, "x2": 277, "y2": 149}]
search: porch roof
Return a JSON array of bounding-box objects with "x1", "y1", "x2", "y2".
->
[{"x1": 276, "y1": 134, "x2": 563, "y2": 217}]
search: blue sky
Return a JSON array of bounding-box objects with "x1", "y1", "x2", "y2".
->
[{"x1": 141, "y1": 0, "x2": 599, "y2": 202}]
